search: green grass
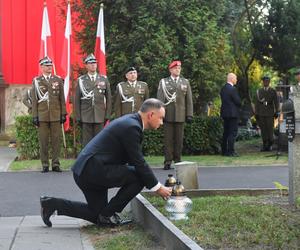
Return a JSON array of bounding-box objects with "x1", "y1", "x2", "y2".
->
[
  {"x1": 81, "y1": 224, "x2": 164, "y2": 250},
  {"x1": 9, "y1": 152, "x2": 287, "y2": 171},
  {"x1": 9, "y1": 159, "x2": 75, "y2": 171},
  {"x1": 9, "y1": 138, "x2": 287, "y2": 171},
  {"x1": 146, "y1": 195, "x2": 300, "y2": 249}
]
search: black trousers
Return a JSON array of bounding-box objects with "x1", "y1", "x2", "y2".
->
[
  {"x1": 221, "y1": 117, "x2": 238, "y2": 155},
  {"x1": 53, "y1": 157, "x2": 144, "y2": 224}
]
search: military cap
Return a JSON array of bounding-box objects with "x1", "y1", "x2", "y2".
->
[
  {"x1": 168, "y1": 60, "x2": 181, "y2": 69},
  {"x1": 84, "y1": 53, "x2": 97, "y2": 64},
  {"x1": 261, "y1": 75, "x2": 270, "y2": 80},
  {"x1": 39, "y1": 56, "x2": 53, "y2": 66},
  {"x1": 125, "y1": 66, "x2": 137, "y2": 74}
]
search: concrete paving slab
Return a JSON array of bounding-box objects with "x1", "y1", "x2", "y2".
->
[{"x1": 0, "y1": 216, "x2": 94, "y2": 250}]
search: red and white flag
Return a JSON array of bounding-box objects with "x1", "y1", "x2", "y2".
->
[
  {"x1": 61, "y1": 2, "x2": 72, "y2": 131},
  {"x1": 39, "y1": 2, "x2": 56, "y2": 74},
  {"x1": 94, "y1": 3, "x2": 107, "y2": 76}
]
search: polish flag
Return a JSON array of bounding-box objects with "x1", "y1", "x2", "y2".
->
[
  {"x1": 39, "y1": 2, "x2": 56, "y2": 74},
  {"x1": 94, "y1": 3, "x2": 107, "y2": 76},
  {"x1": 61, "y1": 2, "x2": 72, "y2": 131}
]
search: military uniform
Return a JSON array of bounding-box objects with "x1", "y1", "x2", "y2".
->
[
  {"x1": 157, "y1": 61, "x2": 193, "y2": 168},
  {"x1": 32, "y1": 57, "x2": 66, "y2": 172},
  {"x1": 75, "y1": 73, "x2": 112, "y2": 146},
  {"x1": 114, "y1": 81, "x2": 149, "y2": 117},
  {"x1": 22, "y1": 88, "x2": 33, "y2": 114},
  {"x1": 255, "y1": 83, "x2": 279, "y2": 151}
]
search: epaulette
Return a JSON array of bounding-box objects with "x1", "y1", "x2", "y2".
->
[{"x1": 138, "y1": 81, "x2": 148, "y2": 86}]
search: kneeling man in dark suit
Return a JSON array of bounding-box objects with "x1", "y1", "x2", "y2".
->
[{"x1": 40, "y1": 98, "x2": 172, "y2": 227}]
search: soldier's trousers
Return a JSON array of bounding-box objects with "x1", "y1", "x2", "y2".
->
[
  {"x1": 163, "y1": 122, "x2": 184, "y2": 164},
  {"x1": 258, "y1": 116, "x2": 274, "y2": 147},
  {"x1": 38, "y1": 121, "x2": 61, "y2": 167},
  {"x1": 81, "y1": 123, "x2": 104, "y2": 147}
]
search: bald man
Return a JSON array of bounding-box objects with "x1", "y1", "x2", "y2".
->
[{"x1": 220, "y1": 73, "x2": 241, "y2": 157}]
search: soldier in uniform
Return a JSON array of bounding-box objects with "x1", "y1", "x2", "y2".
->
[
  {"x1": 75, "y1": 54, "x2": 112, "y2": 147},
  {"x1": 114, "y1": 67, "x2": 149, "y2": 118},
  {"x1": 157, "y1": 60, "x2": 193, "y2": 170},
  {"x1": 255, "y1": 76, "x2": 279, "y2": 151},
  {"x1": 22, "y1": 88, "x2": 33, "y2": 114},
  {"x1": 32, "y1": 56, "x2": 66, "y2": 172}
]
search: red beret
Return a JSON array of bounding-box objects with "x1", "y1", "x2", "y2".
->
[{"x1": 168, "y1": 60, "x2": 181, "y2": 69}]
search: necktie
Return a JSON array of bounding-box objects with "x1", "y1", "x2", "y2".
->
[
  {"x1": 174, "y1": 78, "x2": 177, "y2": 83},
  {"x1": 46, "y1": 76, "x2": 50, "y2": 81}
]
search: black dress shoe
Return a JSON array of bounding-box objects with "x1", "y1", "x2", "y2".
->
[
  {"x1": 41, "y1": 166, "x2": 49, "y2": 173},
  {"x1": 52, "y1": 166, "x2": 62, "y2": 172},
  {"x1": 97, "y1": 213, "x2": 132, "y2": 227},
  {"x1": 163, "y1": 164, "x2": 171, "y2": 170},
  {"x1": 40, "y1": 196, "x2": 56, "y2": 227}
]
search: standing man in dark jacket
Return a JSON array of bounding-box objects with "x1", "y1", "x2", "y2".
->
[
  {"x1": 255, "y1": 76, "x2": 279, "y2": 151},
  {"x1": 39, "y1": 98, "x2": 172, "y2": 227},
  {"x1": 32, "y1": 56, "x2": 66, "y2": 172},
  {"x1": 220, "y1": 73, "x2": 241, "y2": 157},
  {"x1": 114, "y1": 67, "x2": 149, "y2": 118},
  {"x1": 75, "y1": 54, "x2": 112, "y2": 146},
  {"x1": 157, "y1": 60, "x2": 193, "y2": 170}
]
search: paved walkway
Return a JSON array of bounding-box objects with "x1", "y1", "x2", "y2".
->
[
  {"x1": 0, "y1": 147, "x2": 94, "y2": 250},
  {"x1": 0, "y1": 146, "x2": 289, "y2": 250}
]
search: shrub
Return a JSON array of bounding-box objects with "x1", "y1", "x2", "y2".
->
[
  {"x1": 15, "y1": 115, "x2": 82, "y2": 160},
  {"x1": 183, "y1": 116, "x2": 223, "y2": 154},
  {"x1": 142, "y1": 116, "x2": 223, "y2": 156},
  {"x1": 15, "y1": 115, "x2": 39, "y2": 159},
  {"x1": 16, "y1": 115, "x2": 223, "y2": 159}
]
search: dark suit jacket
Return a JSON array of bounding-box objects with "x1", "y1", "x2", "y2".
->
[
  {"x1": 220, "y1": 83, "x2": 241, "y2": 118},
  {"x1": 72, "y1": 113, "x2": 158, "y2": 189}
]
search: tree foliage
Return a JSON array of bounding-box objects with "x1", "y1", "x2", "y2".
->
[
  {"x1": 253, "y1": 0, "x2": 300, "y2": 78},
  {"x1": 72, "y1": 0, "x2": 234, "y2": 114}
]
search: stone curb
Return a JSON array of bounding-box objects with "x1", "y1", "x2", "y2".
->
[
  {"x1": 131, "y1": 188, "x2": 287, "y2": 250},
  {"x1": 131, "y1": 194, "x2": 204, "y2": 250}
]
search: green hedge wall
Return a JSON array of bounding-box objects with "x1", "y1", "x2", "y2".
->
[
  {"x1": 15, "y1": 115, "x2": 81, "y2": 160},
  {"x1": 142, "y1": 116, "x2": 223, "y2": 156},
  {"x1": 15, "y1": 115, "x2": 223, "y2": 159}
]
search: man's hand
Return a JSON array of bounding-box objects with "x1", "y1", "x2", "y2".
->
[
  {"x1": 60, "y1": 114, "x2": 67, "y2": 124},
  {"x1": 156, "y1": 185, "x2": 172, "y2": 200},
  {"x1": 33, "y1": 117, "x2": 39, "y2": 127}
]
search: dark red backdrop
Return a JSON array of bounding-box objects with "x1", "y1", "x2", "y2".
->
[{"x1": 1, "y1": 0, "x2": 82, "y2": 84}]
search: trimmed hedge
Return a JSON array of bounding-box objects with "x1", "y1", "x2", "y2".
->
[
  {"x1": 15, "y1": 115, "x2": 223, "y2": 159},
  {"x1": 142, "y1": 116, "x2": 223, "y2": 156},
  {"x1": 15, "y1": 115, "x2": 81, "y2": 160}
]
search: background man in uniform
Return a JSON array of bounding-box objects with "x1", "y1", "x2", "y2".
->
[
  {"x1": 255, "y1": 76, "x2": 280, "y2": 151},
  {"x1": 31, "y1": 56, "x2": 66, "y2": 172},
  {"x1": 75, "y1": 53, "x2": 112, "y2": 147},
  {"x1": 157, "y1": 60, "x2": 193, "y2": 170},
  {"x1": 114, "y1": 67, "x2": 149, "y2": 118},
  {"x1": 39, "y1": 98, "x2": 172, "y2": 227},
  {"x1": 220, "y1": 73, "x2": 241, "y2": 157},
  {"x1": 22, "y1": 88, "x2": 33, "y2": 114}
]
